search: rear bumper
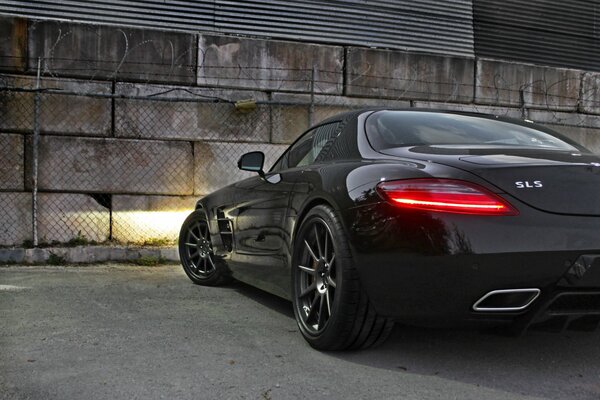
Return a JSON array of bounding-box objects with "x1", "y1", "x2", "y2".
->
[
  {"x1": 344, "y1": 200, "x2": 600, "y2": 329},
  {"x1": 351, "y1": 250, "x2": 597, "y2": 325}
]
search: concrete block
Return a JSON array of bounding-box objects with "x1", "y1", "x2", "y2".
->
[
  {"x1": 0, "y1": 75, "x2": 34, "y2": 132},
  {"x1": 581, "y1": 73, "x2": 600, "y2": 115},
  {"x1": 0, "y1": 192, "x2": 31, "y2": 246},
  {"x1": 22, "y1": 247, "x2": 74, "y2": 264},
  {"x1": 23, "y1": 248, "x2": 49, "y2": 264},
  {"x1": 129, "y1": 248, "x2": 162, "y2": 260},
  {"x1": 476, "y1": 59, "x2": 581, "y2": 110},
  {"x1": 28, "y1": 20, "x2": 197, "y2": 84},
  {"x1": 0, "y1": 75, "x2": 111, "y2": 135},
  {"x1": 159, "y1": 247, "x2": 179, "y2": 261},
  {"x1": 271, "y1": 103, "x2": 311, "y2": 145},
  {"x1": 64, "y1": 246, "x2": 94, "y2": 263},
  {"x1": 198, "y1": 34, "x2": 343, "y2": 94},
  {"x1": 0, "y1": 133, "x2": 25, "y2": 190},
  {"x1": 0, "y1": 17, "x2": 27, "y2": 72},
  {"x1": 544, "y1": 125, "x2": 600, "y2": 155},
  {"x1": 115, "y1": 83, "x2": 270, "y2": 142},
  {"x1": 345, "y1": 48, "x2": 474, "y2": 102},
  {"x1": 194, "y1": 142, "x2": 287, "y2": 194},
  {"x1": 0, "y1": 248, "x2": 25, "y2": 263},
  {"x1": 112, "y1": 195, "x2": 196, "y2": 244},
  {"x1": 413, "y1": 101, "x2": 524, "y2": 119},
  {"x1": 527, "y1": 110, "x2": 600, "y2": 130},
  {"x1": 109, "y1": 247, "x2": 128, "y2": 261},
  {"x1": 29, "y1": 136, "x2": 194, "y2": 195},
  {"x1": 270, "y1": 93, "x2": 410, "y2": 144},
  {"x1": 37, "y1": 193, "x2": 110, "y2": 244}
]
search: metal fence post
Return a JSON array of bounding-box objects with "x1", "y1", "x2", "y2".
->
[
  {"x1": 308, "y1": 66, "x2": 316, "y2": 127},
  {"x1": 32, "y1": 58, "x2": 41, "y2": 247}
]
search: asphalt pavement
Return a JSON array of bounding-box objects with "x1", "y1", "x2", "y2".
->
[{"x1": 1, "y1": 264, "x2": 599, "y2": 400}]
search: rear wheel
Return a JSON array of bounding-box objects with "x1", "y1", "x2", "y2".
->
[
  {"x1": 179, "y1": 210, "x2": 230, "y2": 286},
  {"x1": 292, "y1": 205, "x2": 394, "y2": 350}
]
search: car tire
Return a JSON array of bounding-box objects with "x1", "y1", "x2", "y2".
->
[
  {"x1": 292, "y1": 204, "x2": 394, "y2": 350},
  {"x1": 178, "y1": 210, "x2": 231, "y2": 286}
]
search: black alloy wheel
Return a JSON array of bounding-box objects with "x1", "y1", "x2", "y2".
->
[
  {"x1": 295, "y1": 218, "x2": 338, "y2": 335},
  {"x1": 179, "y1": 210, "x2": 230, "y2": 286},
  {"x1": 292, "y1": 205, "x2": 394, "y2": 350}
]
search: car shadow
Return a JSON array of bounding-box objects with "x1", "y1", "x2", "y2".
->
[
  {"x1": 333, "y1": 324, "x2": 600, "y2": 399},
  {"x1": 229, "y1": 280, "x2": 294, "y2": 319},
  {"x1": 225, "y1": 280, "x2": 600, "y2": 399}
]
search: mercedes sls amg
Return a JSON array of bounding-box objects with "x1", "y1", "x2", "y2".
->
[{"x1": 179, "y1": 109, "x2": 600, "y2": 350}]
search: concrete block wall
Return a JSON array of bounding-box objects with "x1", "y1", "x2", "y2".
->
[
  {"x1": 29, "y1": 136, "x2": 194, "y2": 195},
  {"x1": 582, "y1": 73, "x2": 600, "y2": 115},
  {"x1": 1, "y1": 15, "x2": 599, "y2": 246},
  {"x1": 27, "y1": 20, "x2": 197, "y2": 83},
  {"x1": 0, "y1": 133, "x2": 24, "y2": 190},
  {"x1": 114, "y1": 83, "x2": 271, "y2": 142},
  {"x1": 37, "y1": 193, "x2": 110, "y2": 243},
  {"x1": 0, "y1": 17, "x2": 26, "y2": 72},
  {"x1": 198, "y1": 35, "x2": 344, "y2": 94},
  {"x1": 475, "y1": 59, "x2": 581, "y2": 111},
  {"x1": 345, "y1": 48, "x2": 474, "y2": 102},
  {"x1": 0, "y1": 193, "x2": 31, "y2": 246},
  {"x1": 0, "y1": 75, "x2": 112, "y2": 134}
]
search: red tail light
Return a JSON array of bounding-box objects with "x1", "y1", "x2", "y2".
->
[{"x1": 376, "y1": 179, "x2": 518, "y2": 215}]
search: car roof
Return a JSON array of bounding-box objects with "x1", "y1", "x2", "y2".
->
[{"x1": 316, "y1": 108, "x2": 502, "y2": 126}]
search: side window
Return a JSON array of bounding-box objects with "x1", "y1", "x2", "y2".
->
[
  {"x1": 287, "y1": 122, "x2": 340, "y2": 169},
  {"x1": 287, "y1": 129, "x2": 317, "y2": 168}
]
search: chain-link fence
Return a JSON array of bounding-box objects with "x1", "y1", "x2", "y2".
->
[
  {"x1": 1, "y1": 56, "x2": 599, "y2": 249},
  {"x1": 0, "y1": 61, "x2": 364, "y2": 248}
]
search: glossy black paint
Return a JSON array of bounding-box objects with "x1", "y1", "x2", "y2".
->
[{"x1": 193, "y1": 109, "x2": 600, "y2": 329}]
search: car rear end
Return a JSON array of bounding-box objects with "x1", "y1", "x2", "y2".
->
[
  {"x1": 346, "y1": 195, "x2": 600, "y2": 332},
  {"x1": 347, "y1": 110, "x2": 600, "y2": 332}
]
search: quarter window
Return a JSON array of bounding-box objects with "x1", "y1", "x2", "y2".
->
[{"x1": 282, "y1": 122, "x2": 340, "y2": 170}]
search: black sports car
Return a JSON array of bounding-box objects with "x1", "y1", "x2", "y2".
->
[{"x1": 179, "y1": 109, "x2": 600, "y2": 350}]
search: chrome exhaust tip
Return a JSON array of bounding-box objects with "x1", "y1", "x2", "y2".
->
[{"x1": 473, "y1": 288, "x2": 541, "y2": 312}]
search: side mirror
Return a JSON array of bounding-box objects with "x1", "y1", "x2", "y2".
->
[{"x1": 238, "y1": 151, "x2": 265, "y2": 176}]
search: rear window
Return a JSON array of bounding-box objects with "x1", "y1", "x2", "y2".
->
[{"x1": 365, "y1": 111, "x2": 581, "y2": 152}]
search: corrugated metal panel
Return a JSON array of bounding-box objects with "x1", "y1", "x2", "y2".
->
[
  {"x1": 0, "y1": 0, "x2": 474, "y2": 57},
  {"x1": 474, "y1": 0, "x2": 600, "y2": 71},
  {"x1": 213, "y1": 0, "x2": 474, "y2": 57},
  {"x1": 0, "y1": 0, "x2": 215, "y2": 31}
]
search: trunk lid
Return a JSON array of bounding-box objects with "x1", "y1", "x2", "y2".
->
[{"x1": 381, "y1": 146, "x2": 600, "y2": 216}]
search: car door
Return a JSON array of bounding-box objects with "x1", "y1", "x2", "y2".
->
[{"x1": 230, "y1": 121, "x2": 341, "y2": 297}]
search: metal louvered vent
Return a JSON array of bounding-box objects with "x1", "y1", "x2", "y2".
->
[
  {"x1": 0, "y1": 0, "x2": 216, "y2": 31},
  {"x1": 474, "y1": 0, "x2": 600, "y2": 71},
  {"x1": 0, "y1": 0, "x2": 474, "y2": 57},
  {"x1": 213, "y1": 0, "x2": 474, "y2": 57}
]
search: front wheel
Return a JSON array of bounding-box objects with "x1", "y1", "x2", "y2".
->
[
  {"x1": 291, "y1": 205, "x2": 394, "y2": 350},
  {"x1": 178, "y1": 210, "x2": 230, "y2": 286}
]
